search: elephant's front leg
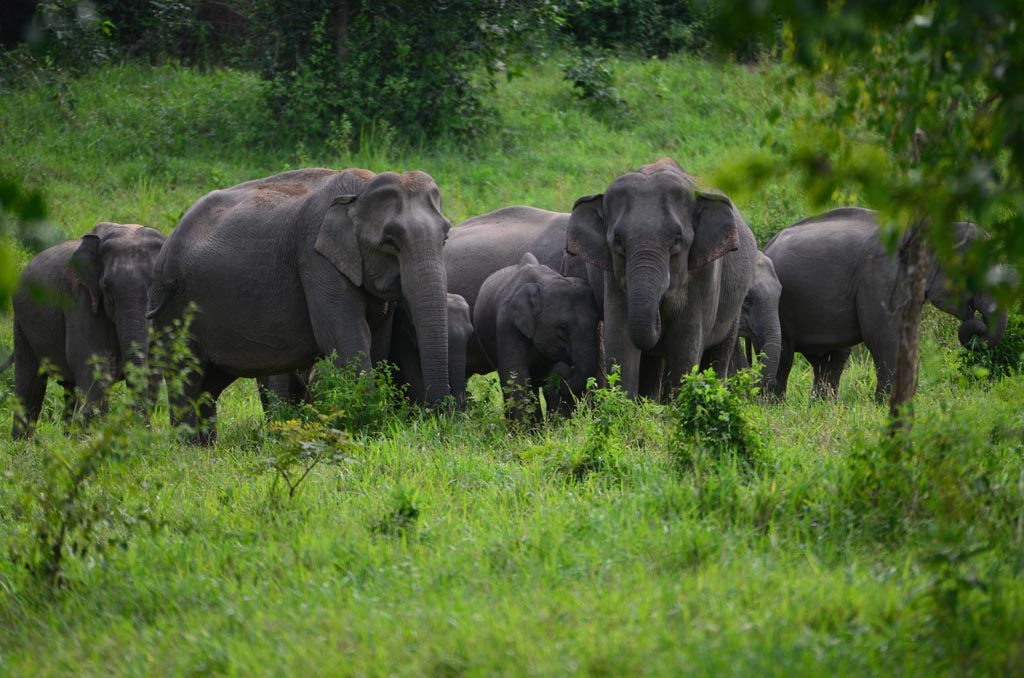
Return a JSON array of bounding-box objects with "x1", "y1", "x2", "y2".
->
[
  {"x1": 496, "y1": 331, "x2": 537, "y2": 422},
  {"x1": 603, "y1": 277, "x2": 643, "y2": 397},
  {"x1": 661, "y1": 318, "x2": 706, "y2": 398},
  {"x1": 307, "y1": 285, "x2": 374, "y2": 376}
]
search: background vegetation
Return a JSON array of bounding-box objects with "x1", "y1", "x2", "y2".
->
[{"x1": 1, "y1": 2, "x2": 1023, "y2": 675}]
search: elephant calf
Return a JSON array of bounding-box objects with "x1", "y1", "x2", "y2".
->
[
  {"x1": 6, "y1": 222, "x2": 166, "y2": 438},
  {"x1": 764, "y1": 207, "x2": 1007, "y2": 400},
  {"x1": 472, "y1": 253, "x2": 600, "y2": 420}
]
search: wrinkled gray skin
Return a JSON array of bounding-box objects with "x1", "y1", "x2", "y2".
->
[
  {"x1": 764, "y1": 207, "x2": 1008, "y2": 400},
  {"x1": 566, "y1": 158, "x2": 757, "y2": 400},
  {"x1": 6, "y1": 222, "x2": 165, "y2": 438},
  {"x1": 257, "y1": 293, "x2": 473, "y2": 410},
  {"x1": 729, "y1": 251, "x2": 783, "y2": 393},
  {"x1": 473, "y1": 253, "x2": 600, "y2": 420},
  {"x1": 148, "y1": 168, "x2": 451, "y2": 443}
]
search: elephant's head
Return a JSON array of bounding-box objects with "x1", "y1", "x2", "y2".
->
[
  {"x1": 566, "y1": 158, "x2": 740, "y2": 351},
  {"x1": 66, "y1": 222, "x2": 166, "y2": 375},
  {"x1": 315, "y1": 170, "x2": 453, "y2": 403},
  {"x1": 508, "y1": 253, "x2": 600, "y2": 396},
  {"x1": 925, "y1": 221, "x2": 1008, "y2": 350}
]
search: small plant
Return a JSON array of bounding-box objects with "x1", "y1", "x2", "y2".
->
[
  {"x1": 307, "y1": 355, "x2": 411, "y2": 435},
  {"x1": 371, "y1": 485, "x2": 421, "y2": 536},
  {"x1": 559, "y1": 367, "x2": 634, "y2": 482},
  {"x1": 258, "y1": 414, "x2": 361, "y2": 499},
  {"x1": 5, "y1": 380, "x2": 160, "y2": 590},
  {"x1": 668, "y1": 366, "x2": 765, "y2": 474}
]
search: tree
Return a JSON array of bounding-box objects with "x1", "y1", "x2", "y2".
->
[{"x1": 712, "y1": 1, "x2": 1023, "y2": 430}]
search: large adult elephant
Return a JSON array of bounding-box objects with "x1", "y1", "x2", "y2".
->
[
  {"x1": 148, "y1": 168, "x2": 452, "y2": 443},
  {"x1": 730, "y1": 251, "x2": 783, "y2": 393},
  {"x1": 764, "y1": 207, "x2": 1007, "y2": 400},
  {"x1": 566, "y1": 158, "x2": 757, "y2": 400},
  {"x1": 6, "y1": 222, "x2": 166, "y2": 438}
]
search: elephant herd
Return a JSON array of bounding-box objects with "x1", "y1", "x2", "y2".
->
[{"x1": 3, "y1": 158, "x2": 1007, "y2": 442}]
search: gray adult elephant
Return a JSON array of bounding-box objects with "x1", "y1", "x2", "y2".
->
[
  {"x1": 148, "y1": 168, "x2": 452, "y2": 443},
  {"x1": 473, "y1": 253, "x2": 600, "y2": 419},
  {"x1": 5, "y1": 222, "x2": 166, "y2": 438},
  {"x1": 764, "y1": 207, "x2": 1007, "y2": 400},
  {"x1": 566, "y1": 158, "x2": 757, "y2": 400},
  {"x1": 730, "y1": 251, "x2": 783, "y2": 393}
]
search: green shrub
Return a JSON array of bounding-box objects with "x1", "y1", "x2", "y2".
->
[
  {"x1": 667, "y1": 366, "x2": 766, "y2": 474},
  {"x1": 562, "y1": 50, "x2": 630, "y2": 126},
  {"x1": 958, "y1": 312, "x2": 1024, "y2": 379},
  {"x1": 561, "y1": 0, "x2": 727, "y2": 58}
]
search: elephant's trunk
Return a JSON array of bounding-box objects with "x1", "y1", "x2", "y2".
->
[
  {"x1": 115, "y1": 305, "x2": 156, "y2": 406},
  {"x1": 958, "y1": 295, "x2": 1007, "y2": 349},
  {"x1": 754, "y1": 314, "x2": 783, "y2": 393},
  {"x1": 625, "y1": 248, "x2": 670, "y2": 351},
  {"x1": 400, "y1": 249, "x2": 450, "y2": 404}
]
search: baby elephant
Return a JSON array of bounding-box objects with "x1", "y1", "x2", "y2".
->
[
  {"x1": 473, "y1": 253, "x2": 600, "y2": 419},
  {"x1": 6, "y1": 222, "x2": 166, "y2": 438}
]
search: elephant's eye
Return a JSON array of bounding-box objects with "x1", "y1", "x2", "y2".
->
[
  {"x1": 612, "y1": 233, "x2": 625, "y2": 252},
  {"x1": 669, "y1": 235, "x2": 685, "y2": 255}
]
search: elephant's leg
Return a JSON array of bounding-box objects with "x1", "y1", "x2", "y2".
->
[
  {"x1": 497, "y1": 335, "x2": 537, "y2": 423},
  {"x1": 772, "y1": 343, "x2": 795, "y2": 400},
  {"x1": 12, "y1": 328, "x2": 46, "y2": 439},
  {"x1": 60, "y1": 381, "x2": 77, "y2": 428},
  {"x1": 864, "y1": 332, "x2": 898, "y2": 402},
  {"x1": 638, "y1": 354, "x2": 665, "y2": 400},
  {"x1": 823, "y1": 349, "x2": 852, "y2": 399},
  {"x1": 71, "y1": 355, "x2": 116, "y2": 427},
  {"x1": 603, "y1": 279, "x2": 642, "y2": 397},
  {"x1": 192, "y1": 365, "x2": 237, "y2": 446},
  {"x1": 808, "y1": 354, "x2": 832, "y2": 400}
]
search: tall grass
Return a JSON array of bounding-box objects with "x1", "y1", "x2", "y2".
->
[{"x1": 1, "y1": 56, "x2": 1022, "y2": 676}]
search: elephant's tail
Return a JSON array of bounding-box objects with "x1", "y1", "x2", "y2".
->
[{"x1": 0, "y1": 351, "x2": 12, "y2": 373}]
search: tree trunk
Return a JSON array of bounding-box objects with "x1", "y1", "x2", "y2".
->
[{"x1": 888, "y1": 217, "x2": 929, "y2": 435}]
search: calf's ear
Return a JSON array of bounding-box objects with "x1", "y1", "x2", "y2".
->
[{"x1": 510, "y1": 282, "x2": 541, "y2": 339}]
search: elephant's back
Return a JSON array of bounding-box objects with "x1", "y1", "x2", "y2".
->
[{"x1": 446, "y1": 206, "x2": 570, "y2": 308}]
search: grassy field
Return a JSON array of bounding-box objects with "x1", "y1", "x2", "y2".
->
[{"x1": 1, "y1": 55, "x2": 1023, "y2": 676}]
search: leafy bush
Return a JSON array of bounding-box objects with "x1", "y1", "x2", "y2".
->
[
  {"x1": 267, "y1": 355, "x2": 411, "y2": 437},
  {"x1": 561, "y1": 0, "x2": 726, "y2": 58},
  {"x1": 250, "y1": 1, "x2": 559, "y2": 143},
  {"x1": 562, "y1": 50, "x2": 630, "y2": 126},
  {"x1": 668, "y1": 366, "x2": 766, "y2": 473},
  {"x1": 958, "y1": 312, "x2": 1024, "y2": 379}
]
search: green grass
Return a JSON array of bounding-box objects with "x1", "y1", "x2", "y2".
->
[{"x1": 2, "y1": 55, "x2": 1023, "y2": 676}]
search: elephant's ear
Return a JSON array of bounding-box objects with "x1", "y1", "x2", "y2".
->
[
  {"x1": 690, "y1": 192, "x2": 740, "y2": 271},
  {"x1": 510, "y1": 282, "x2": 540, "y2": 339},
  {"x1": 519, "y1": 252, "x2": 539, "y2": 267},
  {"x1": 315, "y1": 195, "x2": 362, "y2": 287},
  {"x1": 567, "y1": 194, "x2": 612, "y2": 271},
  {"x1": 66, "y1": 234, "x2": 102, "y2": 314}
]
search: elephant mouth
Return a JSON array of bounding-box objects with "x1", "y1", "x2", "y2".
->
[{"x1": 958, "y1": 316, "x2": 989, "y2": 349}]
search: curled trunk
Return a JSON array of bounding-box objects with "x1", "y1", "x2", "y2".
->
[{"x1": 625, "y1": 249, "x2": 670, "y2": 351}]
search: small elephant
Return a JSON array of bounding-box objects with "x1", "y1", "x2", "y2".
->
[
  {"x1": 473, "y1": 253, "x2": 600, "y2": 419},
  {"x1": 764, "y1": 207, "x2": 1007, "y2": 400},
  {"x1": 730, "y1": 251, "x2": 783, "y2": 393},
  {"x1": 6, "y1": 222, "x2": 166, "y2": 438},
  {"x1": 567, "y1": 158, "x2": 757, "y2": 400},
  {"x1": 148, "y1": 168, "x2": 453, "y2": 443},
  {"x1": 257, "y1": 293, "x2": 473, "y2": 410}
]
